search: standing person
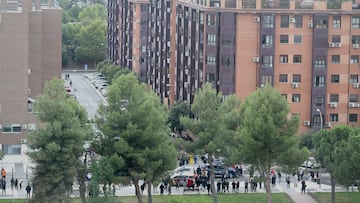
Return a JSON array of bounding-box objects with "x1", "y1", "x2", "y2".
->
[
  {"x1": 244, "y1": 180, "x2": 248, "y2": 193},
  {"x1": 206, "y1": 182, "x2": 211, "y2": 195},
  {"x1": 301, "y1": 180, "x2": 306, "y2": 194},
  {"x1": 292, "y1": 174, "x2": 298, "y2": 188},
  {"x1": 1, "y1": 168, "x2": 6, "y2": 179},
  {"x1": 159, "y1": 183, "x2": 164, "y2": 195},
  {"x1": 168, "y1": 184, "x2": 171, "y2": 195},
  {"x1": 26, "y1": 184, "x2": 31, "y2": 198},
  {"x1": 19, "y1": 178, "x2": 23, "y2": 189},
  {"x1": 69, "y1": 80, "x2": 72, "y2": 87},
  {"x1": 1, "y1": 178, "x2": 5, "y2": 195},
  {"x1": 286, "y1": 175, "x2": 291, "y2": 188},
  {"x1": 15, "y1": 178, "x2": 18, "y2": 189}
]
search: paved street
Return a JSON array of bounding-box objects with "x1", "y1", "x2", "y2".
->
[{"x1": 62, "y1": 71, "x2": 105, "y2": 118}]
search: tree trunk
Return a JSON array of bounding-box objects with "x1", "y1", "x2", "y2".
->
[
  {"x1": 265, "y1": 173, "x2": 272, "y2": 203},
  {"x1": 147, "y1": 182, "x2": 153, "y2": 203},
  {"x1": 134, "y1": 179, "x2": 142, "y2": 203},
  {"x1": 330, "y1": 176, "x2": 336, "y2": 203},
  {"x1": 209, "y1": 156, "x2": 218, "y2": 203}
]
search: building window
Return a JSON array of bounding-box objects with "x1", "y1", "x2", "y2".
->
[
  {"x1": 332, "y1": 55, "x2": 340, "y2": 64},
  {"x1": 261, "y1": 75, "x2": 273, "y2": 85},
  {"x1": 2, "y1": 144, "x2": 21, "y2": 155},
  {"x1": 206, "y1": 55, "x2": 216, "y2": 65},
  {"x1": 333, "y1": 16, "x2": 341, "y2": 29},
  {"x1": 262, "y1": 35, "x2": 273, "y2": 48},
  {"x1": 292, "y1": 94, "x2": 301, "y2": 102},
  {"x1": 293, "y1": 74, "x2": 301, "y2": 82},
  {"x1": 207, "y1": 34, "x2": 216, "y2": 45},
  {"x1": 281, "y1": 94, "x2": 287, "y2": 99},
  {"x1": 279, "y1": 74, "x2": 288, "y2": 83},
  {"x1": 222, "y1": 39, "x2": 232, "y2": 46},
  {"x1": 294, "y1": 35, "x2": 302, "y2": 44},
  {"x1": 315, "y1": 59, "x2": 326, "y2": 68},
  {"x1": 206, "y1": 73, "x2": 215, "y2": 82},
  {"x1": 222, "y1": 55, "x2": 232, "y2": 66},
  {"x1": 293, "y1": 55, "x2": 302, "y2": 64},
  {"x1": 262, "y1": 15, "x2": 274, "y2": 28},
  {"x1": 316, "y1": 18, "x2": 327, "y2": 28},
  {"x1": 330, "y1": 114, "x2": 338, "y2": 122},
  {"x1": 349, "y1": 114, "x2": 358, "y2": 122},
  {"x1": 279, "y1": 55, "x2": 288, "y2": 63},
  {"x1": 261, "y1": 55, "x2": 273, "y2": 68},
  {"x1": 352, "y1": 35, "x2": 360, "y2": 44},
  {"x1": 280, "y1": 35, "x2": 289, "y2": 43},
  {"x1": 351, "y1": 55, "x2": 359, "y2": 64},
  {"x1": 207, "y1": 14, "x2": 217, "y2": 26},
  {"x1": 350, "y1": 94, "x2": 359, "y2": 102},
  {"x1": 280, "y1": 15, "x2": 289, "y2": 28},
  {"x1": 352, "y1": 16, "x2": 360, "y2": 29},
  {"x1": 350, "y1": 75, "x2": 359, "y2": 83},
  {"x1": 330, "y1": 94, "x2": 339, "y2": 102},
  {"x1": 28, "y1": 100, "x2": 33, "y2": 113},
  {"x1": 332, "y1": 35, "x2": 341, "y2": 43},
  {"x1": 331, "y1": 74, "x2": 340, "y2": 83},
  {"x1": 314, "y1": 76, "x2": 325, "y2": 87},
  {"x1": 313, "y1": 115, "x2": 321, "y2": 126},
  {"x1": 295, "y1": 15, "x2": 303, "y2": 28},
  {"x1": 314, "y1": 96, "x2": 324, "y2": 107},
  {"x1": 199, "y1": 12, "x2": 204, "y2": 24},
  {"x1": 1, "y1": 124, "x2": 21, "y2": 133},
  {"x1": 141, "y1": 46, "x2": 146, "y2": 53}
]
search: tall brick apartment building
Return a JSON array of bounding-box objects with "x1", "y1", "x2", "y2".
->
[
  {"x1": 107, "y1": 0, "x2": 360, "y2": 133},
  {"x1": 0, "y1": 1, "x2": 61, "y2": 175}
]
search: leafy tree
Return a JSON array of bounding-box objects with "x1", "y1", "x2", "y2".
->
[
  {"x1": 95, "y1": 74, "x2": 177, "y2": 203},
  {"x1": 75, "y1": 19, "x2": 106, "y2": 67},
  {"x1": 299, "y1": 131, "x2": 316, "y2": 152},
  {"x1": 78, "y1": 4, "x2": 107, "y2": 26},
  {"x1": 236, "y1": 84, "x2": 307, "y2": 203},
  {"x1": 62, "y1": 23, "x2": 81, "y2": 66},
  {"x1": 335, "y1": 129, "x2": 360, "y2": 191},
  {"x1": 28, "y1": 78, "x2": 91, "y2": 202},
  {"x1": 180, "y1": 83, "x2": 241, "y2": 203},
  {"x1": 167, "y1": 101, "x2": 193, "y2": 134},
  {"x1": 313, "y1": 125, "x2": 351, "y2": 203},
  {"x1": 96, "y1": 60, "x2": 131, "y2": 84}
]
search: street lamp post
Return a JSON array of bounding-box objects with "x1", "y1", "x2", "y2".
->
[{"x1": 316, "y1": 109, "x2": 322, "y2": 131}]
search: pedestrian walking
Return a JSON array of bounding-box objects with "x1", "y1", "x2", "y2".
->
[
  {"x1": 26, "y1": 184, "x2": 31, "y2": 198},
  {"x1": 69, "y1": 80, "x2": 72, "y2": 86}
]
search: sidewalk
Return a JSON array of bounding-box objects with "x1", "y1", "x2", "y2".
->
[{"x1": 275, "y1": 177, "x2": 345, "y2": 203}]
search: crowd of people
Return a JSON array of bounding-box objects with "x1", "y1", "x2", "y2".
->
[{"x1": 0, "y1": 167, "x2": 31, "y2": 198}]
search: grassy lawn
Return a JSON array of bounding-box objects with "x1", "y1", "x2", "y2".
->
[
  {"x1": 0, "y1": 193, "x2": 291, "y2": 203},
  {"x1": 310, "y1": 192, "x2": 360, "y2": 203}
]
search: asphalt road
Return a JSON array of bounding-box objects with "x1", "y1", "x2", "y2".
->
[{"x1": 62, "y1": 71, "x2": 105, "y2": 119}]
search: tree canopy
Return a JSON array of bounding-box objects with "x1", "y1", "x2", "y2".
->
[
  {"x1": 28, "y1": 77, "x2": 91, "y2": 202},
  {"x1": 180, "y1": 83, "x2": 241, "y2": 203},
  {"x1": 313, "y1": 125, "x2": 358, "y2": 203},
  {"x1": 167, "y1": 101, "x2": 193, "y2": 134},
  {"x1": 236, "y1": 84, "x2": 307, "y2": 203},
  {"x1": 61, "y1": 2, "x2": 106, "y2": 67},
  {"x1": 95, "y1": 73, "x2": 177, "y2": 203}
]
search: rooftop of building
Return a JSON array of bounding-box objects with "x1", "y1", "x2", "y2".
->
[{"x1": 0, "y1": 0, "x2": 60, "y2": 14}]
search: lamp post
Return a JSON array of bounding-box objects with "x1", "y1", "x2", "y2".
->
[{"x1": 316, "y1": 108, "x2": 322, "y2": 131}]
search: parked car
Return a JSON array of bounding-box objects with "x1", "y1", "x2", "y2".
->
[
  {"x1": 170, "y1": 171, "x2": 195, "y2": 187},
  {"x1": 302, "y1": 157, "x2": 321, "y2": 169},
  {"x1": 172, "y1": 165, "x2": 194, "y2": 175}
]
